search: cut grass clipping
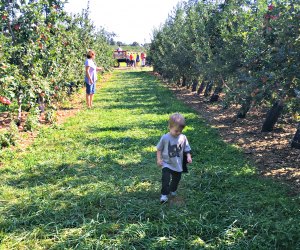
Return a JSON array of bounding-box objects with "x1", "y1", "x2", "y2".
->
[{"x1": 0, "y1": 69, "x2": 299, "y2": 249}]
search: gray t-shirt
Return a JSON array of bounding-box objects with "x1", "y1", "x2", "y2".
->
[{"x1": 156, "y1": 133, "x2": 191, "y2": 172}]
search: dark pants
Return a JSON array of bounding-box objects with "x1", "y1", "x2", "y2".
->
[{"x1": 161, "y1": 168, "x2": 182, "y2": 195}]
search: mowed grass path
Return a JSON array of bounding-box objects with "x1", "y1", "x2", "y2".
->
[{"x1": 0, "y1": 70, "x2": 299, "y2": 249}]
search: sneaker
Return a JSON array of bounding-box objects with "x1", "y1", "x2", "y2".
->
[
  {"x1": 160, "y1": 195, "x2": 168, "y2": 203},
  {"x1": 170, "y1": 191, "x2": 177, "y2": 197}
]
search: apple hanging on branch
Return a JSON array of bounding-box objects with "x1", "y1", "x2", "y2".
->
[
  {"x1": 14, "y1": 24, "x2": 20, "y2": 31},
  {"x1": 268, "y1": 5, "x2": 274, "y2": 11},
  {"x1": 0, "y1": 96, "x2": 12, "y2": 105}
]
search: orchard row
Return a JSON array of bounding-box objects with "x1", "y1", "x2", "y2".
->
[
  {"x1": 149, "y1": 0, "x2": 300, "y2": 148},
  {"x1": 0, "y1": 0, "x2": 114, "y2": 123}
]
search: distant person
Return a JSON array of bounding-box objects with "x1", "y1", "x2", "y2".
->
[
  {"x1": 156, "y1": 113, "x2": 192, "y2": 203},
  {"x1": 129, "y1": 53, "x2": 134, "y2": 67},
  {"x1": 141, "y1": 52, "x2": 146, "y2": 66},
  {"x1": 132, "y1": 53, "x2": 136, "y2": 67},
  {"x1": 126, "y1": 53, "x2": 130, "y2": 67},
  {"x1": 84, "y1": 50, "x2": 102, "y2": 108},
  {"x1": 117, "y1": 46, "x2": 122, "y2": 52},
  {"x1": 136, "y1": 53, "x2": 140, "y2": 66}
]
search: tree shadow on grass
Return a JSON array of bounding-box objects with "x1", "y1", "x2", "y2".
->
[
  {"x1": 1, "y1": 147, "x2": 164, "y2": 238},
  {"x1": 2, "y1": 134, "x2": 160, "y2": 189},
  {"x1": 2, "y1": 155, "x2": 299, "y2": 249},
  {"x1": 2, "y1": 126, "x2": 299, "y2": 248},
  {"x1": 3, "y1": 162, "x2": 91, "y2": 189},
  {"x1": 0, "y1": 70, "x2": 299, "y2": 248},
  {"x1": 98, "y1": 71, "x2": 177, "y2": 115},
  {"x1": 87, "y1": 124, "x2": 136, "y2": 133},
  {"x1": 0, "y1": 182, "x2": 161, "y2": 231}
]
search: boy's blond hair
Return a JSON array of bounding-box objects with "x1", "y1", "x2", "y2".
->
[{"x1": 168, "y1": 113, "x2": 186, "y2": 130}]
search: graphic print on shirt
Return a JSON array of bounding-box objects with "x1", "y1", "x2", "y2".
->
[{"x1": 168, "y1": 141, "x2": 183, "y2": 158}]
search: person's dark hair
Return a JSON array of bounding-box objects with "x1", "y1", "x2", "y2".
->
[{"x1": 86, "y1": 50, "x2": 95, "y2": 59}]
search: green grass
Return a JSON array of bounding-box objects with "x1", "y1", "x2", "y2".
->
[{"x1": 0, "y1": 69, "x2": 299, "y2": 249}]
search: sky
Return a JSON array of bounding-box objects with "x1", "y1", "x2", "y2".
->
[{"x1": 64, "y1": 0, "x2": 182, "y2": 45}]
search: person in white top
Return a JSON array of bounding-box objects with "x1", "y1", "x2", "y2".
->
[{"x1": 84, "y1": 50, "x2": 103, "y2": 108}]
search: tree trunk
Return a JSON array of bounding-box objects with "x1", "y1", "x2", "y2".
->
[
  {"x1": 16, "y1": 96, "x2": 22, "y2": 126},
  {"x1": 197, "y1": 80, "x2": 206, "y2": 95},
  {"x1": 186, "y1": 78, "x2": 193, "y2": 89},
  {"x1": 204, "y1": 81, "x2": 213, "y2": 97},
  {"x1": 38, "y1": 95, "x2": 45, "y2": 113},
  {"x1": 237, "y1": 96, "x2": 252, "y2": 118},
  {"x1": 210, "y1": 80, "x2": 223, "y2": 102},
  {"x1": 191, "y1": 79, "x2": 199, "y2": 92},
  {"x1": 261, "y1": 100, "x2": 284, "y2": 132},
  {"x1": 181, "y1": 76, "x2": 187, "y2": 87},
  {"x1": 291, "y1": 123, "x2": 300, "y2": 149}
]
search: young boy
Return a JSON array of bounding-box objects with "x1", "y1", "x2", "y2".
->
[{"x1": 156, "y1": 113, "x2": 192, "y2": 203}]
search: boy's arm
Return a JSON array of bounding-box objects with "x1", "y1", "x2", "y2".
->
[
  {"x1": 157, "y1": 150, "x2": 163, "y2": 167},
  {"x1": 186, "y1": 152, "x2": 192, "y2": 163},
  {"x1": 184, "y1": 136, "x2": 192, "y2": 163}
]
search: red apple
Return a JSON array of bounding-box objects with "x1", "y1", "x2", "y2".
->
[
  {"x1": 0, "y1": 96, "x2": 11, "y2": 105},
  {"x1": 14, "y1": 24, "x2": 20, "y2": 30}
]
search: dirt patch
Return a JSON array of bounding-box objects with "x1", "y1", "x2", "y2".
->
[
  {"x1": 0, "y1": 94, "x2": 83, "y2": 150},
  {"x1": 158, "y1": 78, "x2": 299, "y2": 194}
]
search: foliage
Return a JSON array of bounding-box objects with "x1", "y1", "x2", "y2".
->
[
  {"x1": 24, "y1": 106, "x2": 40, "y2": 131},
  {"x1": 44, "y1": 109, "x2": 57, "y2": 124},
  {"x1": 0, "y1": 122, "x2": 18, "y2": 149},
  {"x1": 150, "y1": 0, "x2": 300, "y2": 116},
  {"x1": 131, "y1": 41, "x2": 140, "y2": 46},
  {"x1": 112, "y1": 45, "x2": 146, "y2": 53}
]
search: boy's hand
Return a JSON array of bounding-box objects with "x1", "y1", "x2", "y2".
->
[
  {"x1": 187, "y1": 154, "x2": 192, "y2": 164},
  {"x1": 157, "y1": 159, "x2": 163, "y2": 167},
  {"x1": 156, "y1": 150, "x2": 163, "y2": 167}
]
